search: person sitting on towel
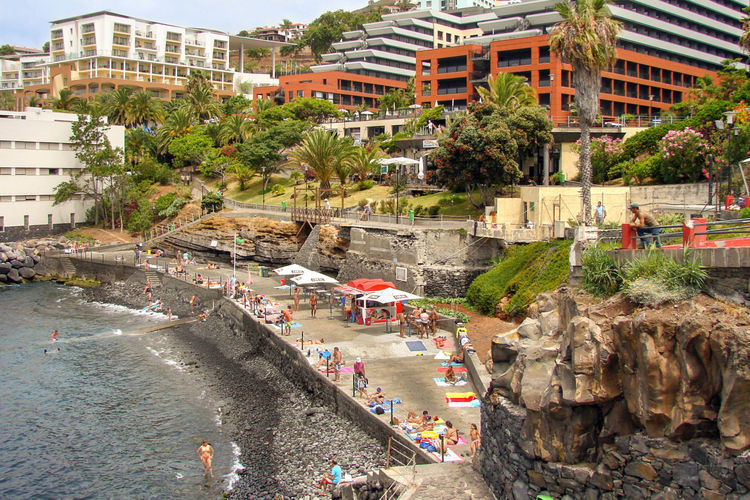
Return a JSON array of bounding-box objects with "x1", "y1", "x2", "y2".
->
[
  {"x1": 449, "y1": 349, "x2": 465, "y2": 365},
  {"x1": 406, "y1": 410, "x2": 429, "y2": 425},
  {"x1": 367, "y1": 387, "x2": 385, "y2": 405},
  {"x1": 314, "y1": 348, "x2": 331, "y2": 370},
  {"x1": 415, "y1": 415, "x2": 439, "y2": 433},
  {"x1": 444, "y1": 421, "x2": 459, "y2": 446},
  {"x1": 444, "y1": 366, "x2": 459, "y2": 385}
]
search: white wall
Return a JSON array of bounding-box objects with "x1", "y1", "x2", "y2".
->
[{"x1": 0, "y1": 110, "x2": 124, "y2": 230}]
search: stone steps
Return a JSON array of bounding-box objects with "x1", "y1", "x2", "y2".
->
[
  {"x1": 60, "y1": 257, "x2": 77, "y2": 278},
  {"x1": 144, "y1": 269, "x2": 162, "y2": 288}
]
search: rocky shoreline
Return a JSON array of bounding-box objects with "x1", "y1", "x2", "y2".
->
[{"x1": 83, "y1": 277, "x2": 386, "y2": 499}]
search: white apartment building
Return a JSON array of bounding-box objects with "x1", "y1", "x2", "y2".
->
[
  {"x1": 15, "y1": 11, "x2": 287, "y2": 108},
  {"x1": 1, "y1": 53, "x2": 51, "y2": 91},
  {"x1": 0, "y1": 108, "x2": 125, "y2": 242}
]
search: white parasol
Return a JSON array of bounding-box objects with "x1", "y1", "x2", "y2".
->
[
  {"x1": 273, "y1": 264, "x2": 310, "y2": 276},
  {"x1": 359, "y1": 288, "x2": 422, "y2": 304},
  {"x1": 291, "y1": 271, "x2": 339, "y2": 286},
  {"x1": 378, "y1": 157, "x2": 420, "y2": 166}
]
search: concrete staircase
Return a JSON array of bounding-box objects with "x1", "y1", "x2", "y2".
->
[
  {"x1": 59, "y1": 257, "x2": 77, "y2": 278},
  {"x1": 144, "y1": 269, "x2": 162, "y2": 288}
]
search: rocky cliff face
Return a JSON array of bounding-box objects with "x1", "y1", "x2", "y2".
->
[{"x1": 483, "y1": 289, "x2": 750, "y2": 498}]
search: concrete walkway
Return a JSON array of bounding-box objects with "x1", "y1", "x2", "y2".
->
[{"x1": 71, "y1": 247, "x2": 490, "y2": 496}]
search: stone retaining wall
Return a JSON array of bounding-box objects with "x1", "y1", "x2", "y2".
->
[{"x1": 480, "y1": 395, "x2": 750, "y2": 499}]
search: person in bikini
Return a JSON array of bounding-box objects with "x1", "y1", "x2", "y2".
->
[
  {"x1": 470, "y1": 423, "x2": 481, "y2": 458},
  {"x1": 51, "y1": 329, "x2": 59, "y2": 342},
  {"x1": 444, "y1": 365, "x2": 459, "y2": 385},
  {"x1": 444, "y1": 421, "x2": 459, "y2": 446},
  {"x1": 197, "y1": 440, "x2": 214, "y2": 478},
  {"x1": 309, "y1": 292, "x2": 318, "y2": 318}
]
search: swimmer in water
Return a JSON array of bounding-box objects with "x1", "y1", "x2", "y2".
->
[
  {"x1": 51, "y1": 329, "x2": 59, "y2": 342},
  {"x1": 197, "y1": 440, "x2": 214, "y2": 478}
]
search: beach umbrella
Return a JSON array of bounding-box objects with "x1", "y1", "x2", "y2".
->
[
  {"x1": 378, "y1": 157, "x2": 420, "y2": 166},
  {"x1": 273, "y1": 264, "x2": 310, "y2": 276},
  {"x1": 408, "y1": 103, "x2": 422, "y2": 109},
  {"x1": 361, "y1": 110, "x2": 374, "y2": 115},
  {"x1": 291, "y1": 271, "x2": 339, "y2": 286},
  {"x1": 360, "y1": 288, "x2": 422, "y2": 304}
]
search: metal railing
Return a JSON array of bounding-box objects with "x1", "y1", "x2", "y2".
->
[
  {"x1": 620, "y1": 218, "x2": 750, "y2": 249},
  {"x1": 386, "y1": 436, "x2": 417, "y2": 469}
]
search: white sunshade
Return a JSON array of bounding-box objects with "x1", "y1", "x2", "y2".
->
[
  {"x1": 291, "y1": 271, "x2": 339, "y2": 286},
  {"x1": 408, "y1": 103, "x2": 422, "y2": 109},
  {"x1": 361, "y1": 110, "x2": 374, "y2": 115},
  {"x1": 378, "y1": 157, "x2": 420, "y2": 166},
  {"x1": 273, "y1": 264, "x2": 311, "y2": 276},
  {"x1": 359, "y1": 288, "x2": 422, "y2": 304}
]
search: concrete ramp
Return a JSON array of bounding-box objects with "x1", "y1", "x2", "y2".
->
[{"x1": 378, "y1": 463, "x2": 495, "y2": 499}]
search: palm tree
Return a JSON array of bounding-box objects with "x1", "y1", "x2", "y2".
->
[
  {"x1": 101, "y1": 88, "x2": 133, "y2": 125},
  {"x1": 52, "y1": 88, "x2": 81, "y2": 111},
  {"x1": 218, "y1": 114, "x2": 254, "y2": 145},
  {"x1": 477, "y1": 72, "x2": 537, "y2": 110},
  {"x1": 288, "y1": 129, "x2": 355, "y2": 194},
  {"x1": 550, "y1": 0, "x2": 621, "y2": 225},
  {"x1": 348, "y1": 144, "x2": 383, "y2": 181},
  {"x1": 739, "y1": 6, "x2": 750, "y2": 62},
  {"x1": 128, "y1": 91, "x2": 165, "y2": 127},
  {"x1": 156, "y1": 107, "x2": 195, "y2": 152},
  {"x1": 125, "y1": 127, "x2": 157, "y2": 165},
  {"x1": 183, "y1": 84, "x2": 222, "y2": 122},
  {"x1": 229, "y1": 162, "x2": 255, "y2": 191},
  {"x1": 27, "y1": 95, "x2": 42, "y2": 108}
]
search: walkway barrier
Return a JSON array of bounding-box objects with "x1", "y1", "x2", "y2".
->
[
  {"x1": 621, "y1": 217, "x2": 750, "y2": 249},
  {"x1": 386, "y1": 436, "x2": 418, "y2": 468}
]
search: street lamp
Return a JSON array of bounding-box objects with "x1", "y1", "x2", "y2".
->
[
  {"x1": 261, "y1": 165, "x2": 266, "y2": 208},
  {"x1": 395, "y1": 164, "x2": 401, "y2": 225}
]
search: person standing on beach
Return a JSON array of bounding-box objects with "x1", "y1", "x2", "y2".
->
[
  {"x1": 398, "y1": 311, "x2": 405, "y2": 338},
  {"x1": 333, "y1": 347, "x2": 343, "y2": 381},
  {"x1": 309, "y1": 292, "x2": 318, "y2": 318},
  {"x1": 429, "y1": 306, "x2": 439, "y2": 337},
  {"x1": 197, "y1": 440, "x2": 214, "y2": 479},
  {"x1": 283, "y1": 305, "x2": 293, "y2": 336},
  {"x1": 143, "y1": 279, "x2": 152, "y2": 295},
  {"x1": 293, "y1": 287, "x2": 300, "y2": 312}
]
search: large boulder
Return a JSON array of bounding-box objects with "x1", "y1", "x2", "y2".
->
[
  {"x1": 10, "y1": 259, "x2": 24, "y2": 269},
  {"x1": 0, "y1": 262, "x2": 10, "y2": 274},
  {"x1": 6, "y1": 268, "x2": 21, "y2": 283},
  {"x1": 18, "y1": 267, "x2": 35, "y2": 279}
]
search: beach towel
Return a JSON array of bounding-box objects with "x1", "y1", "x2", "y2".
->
[
  {"x1": 320, "y1": 366, "x2": 354, "y2": 374},
  {"x1": 434, "y1": 351, "x2": 450, "y2": 360},
  {"x1": 405, "y1": 340, "x2": 427, "y2": 352},
  {"x1": 440, "y1": 362, "x2": 464, "y2": 367},
  {"x1": 432, "y1": 337, "x2": 453, "y2": 349},
  {"x1": 368, "y1": 398, "x2": 402, "y2": 408},
  {"x1": 437, "y1": 366, "x2": 468, "y2": 373},
  {"x1": 432, "y1": 377, "x2": 468, "y2": 387},
  {"x1": 295, "y1": 339, "x2": 323, "y2": 346},
  {"x1": 447, "y1": 400, "x2": 481, "y2": 408},
  {"x1": 432, "y1": 447, "x2": 463, "y2": 462},
  {"x1": 445, "y1": 392, "x2": 476, "y2": 402}
]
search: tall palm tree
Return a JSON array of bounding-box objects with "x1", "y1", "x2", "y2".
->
[
  {"x1": 101, "y1": 88, "x2": 133, "y2": 125},
  {"x1": 477, "y1": 72, "x2": 536, "y2": 110},
  {"x1": 183, "y1": 85, "x2": 222, "y2": 122},
  {"x1": 52, "y1": 88, "x2": 82, "y2": 111},
  {"x1": 128, "y1": 91, "x2": 165, "y2": 127},
  {"x1": 156, "y1": 107, "x2": 195, "y2": 152},
  {"x1": 288, "y1": 129, "x2": 355, "y2": 194},
  {"x1": 125, "y1": 127, "x2": 157, "y2": 165},
  {"x1": 550, "y1": 0, "x2": 620, "y2": 225},
  {"x1": 218, "y1": 114, "x2": 254, "y2": 145},
  {"x1": 27, "y1": 95, "x2": 42, "y2": 108}
]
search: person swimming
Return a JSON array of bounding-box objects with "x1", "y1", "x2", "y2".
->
[
  {"x1": 197, "y1": 440, "x2": 214, "y2": 478},
  {"x1": 51, "y1": 329, "x2": 59, "y2": 342}
]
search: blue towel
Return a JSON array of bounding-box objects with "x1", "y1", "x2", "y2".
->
[
  {"x1": 405, "y1": 340, "x2": 426, "y2": 352},
  {"x1": 440, "y1": 362, "x2": 464, "y2": 367}
]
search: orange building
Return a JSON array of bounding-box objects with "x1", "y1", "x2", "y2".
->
[
  {"x1": 254, "y1": 71, "x2": 407, "y2": 111},
  {"x1": 415, "y1": 35, "x2": 715, "y2": 121}
]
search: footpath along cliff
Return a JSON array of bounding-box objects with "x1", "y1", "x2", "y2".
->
[{"x1": 482, "y1": 289, "x2": 750, "y2": 499}]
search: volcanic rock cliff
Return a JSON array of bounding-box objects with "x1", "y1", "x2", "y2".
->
[{"x1": 483, "y1": 289, "x2": 750, "y2": 499}]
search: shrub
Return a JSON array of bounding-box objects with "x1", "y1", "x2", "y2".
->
[
  {"x1": 428, "y1": 205, "x2": 441, "y2": 216},
  {"x1": 271, "y1": 184, "x2": 286, "y2": 196},
  {"x1": 622, "y1": 277, "x2": 694, "y2": 307},
  {"x1": 127, "y1": 198, "x2": 153, "y2": 233},
  {"x1": 466, "y1": 241, "x2": 572, "y2": 316},
  {"x1": 154, "y1": 192, "x2": 176, "y2": 214},
  {"x1": 581, "y1": 246, "x2": 622, "y2": 297},
  {"x1": 550, "y1": 171, "x2": 565, "y2": 185},
  {"x1": 620, "y1": 249, "x2": 706, "y2": 306},
  {"x1": 625, "y1": 155, "x2": 660, "y2": 185},
  {"x1": 573, "y1": 135, "x2": 625, "y2": 183},
  {"x1": 608, "y1": 160, "x2": 629, "y2": 180},
  {"x1": 201, "y1": 191, "x2": 224, "y2": 212},
  {"x1": 657, "y1": 128, "x2": 713, "y2": 183},
  {"x1": 739, "y1": 207, "x2": 750, "y2": 219},
  {"x1": 158, "y1": 197, "x2": 188, "y2": 218},
  {"x1": 357, "y1": 199, "x2": 369, "y2": 209},
  {"x1": 358, "y1": 179, "x2": 375, "y2": 190}
]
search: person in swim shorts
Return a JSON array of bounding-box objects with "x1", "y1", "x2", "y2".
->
[{"x1": 197, "y1": 440, "x2": 214, "y2": 478}]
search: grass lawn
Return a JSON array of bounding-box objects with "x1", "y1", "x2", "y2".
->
[{"x1": 406, "y1": 191, "x2": 484, "y2": 217}]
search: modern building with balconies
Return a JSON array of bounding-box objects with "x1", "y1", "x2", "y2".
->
[{"x1": 14, "y1": 11, "x2": 288, "y2": 109}]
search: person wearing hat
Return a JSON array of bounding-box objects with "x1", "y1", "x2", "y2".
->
[{"x1": 629, "y1": 203, "x2": 662, "y2": 248}]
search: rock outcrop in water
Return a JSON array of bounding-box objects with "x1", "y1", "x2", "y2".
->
[
  {"x1": 483, "y1": 289, "x2": 750, "y2": 498},
  {"x1": 0, "y1": 242, "x2": 44, "y2": 283}
]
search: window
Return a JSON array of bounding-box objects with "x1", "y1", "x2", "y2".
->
[
  {"x1": 0, "y1": 168, "x2": 11, "y2": 175},
  {"x1": 39, "y1": 142, "x2": 58, "y2": 150},
  {"x1": 47, "y1": 168, "x2": 60, "y2": 176},
  {"x1": 297, "y1": 90, "x2": 304, "y2": 97},
  {"x1": 0, "y1": 141, "x2": 11, "y2": 148},
  {"x1": 17, "y1": 141, "x2": 36, "y2": 149}
]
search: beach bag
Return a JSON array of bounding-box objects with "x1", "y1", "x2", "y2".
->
[{"x1": 375, "y1": 406, "x2": 385, "y2": 415}]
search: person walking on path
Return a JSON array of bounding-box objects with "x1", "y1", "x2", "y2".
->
[
  {"x1": 293, "y1": 287, "x2": 300, "y2": 312},
  {"x1": 629, "y1": 203, "x2": 662, "y2": 248},
  {"x1": 309, "y1": 292, "x2": 318, "y2": 318},
  {"x1": 197, "y1": 440, "x2": 214, "y2": 479},
  {"x1": 283, "y1": 305, "x2": 293, "y2": 336},
  {"x1": 594, "y1": 201, "x2": 607, "y2": 225}
]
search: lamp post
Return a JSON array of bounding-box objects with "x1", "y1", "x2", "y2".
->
[
  {"x1": 261, "y1": 165, "x2": 266, "y2": 208},
  {"x1": 395, "y1": 164, "x2": 400, "y2": 225}
]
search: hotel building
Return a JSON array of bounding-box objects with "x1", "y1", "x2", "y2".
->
[
  {"x1": 0, "y1": 108, "x2": 125, "y2": 242},
  {"x1": 11, "y1": 11, "x2": 286, "y2": 109},
  {"x1": 256, "y1": 0, "x2": 745, "y2": 115}
]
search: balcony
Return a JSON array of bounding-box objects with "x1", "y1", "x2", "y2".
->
[
  {"x1": 135, "y1": 43, "x2": 157, "y2": 51},
  {"x1": 82, "y1": 37, "x2": 96, "y2": 47},
  {"x1": 51, "y1": 30, "x2": 63, "y2": 39},
  {"x1": 135, "y1": 31, "x2": 154, "y2": 39},
  {"x1": 165, "y1": 45, "x2": 181, "y2": 54},
  {"x1": 82, "y1": 25, "x2": 95, "y2": 34},
  {"x1": 213, "y1": 40, "x2": 227, "y2": 49},
  {"x1": 166, "y1": 33, "x2": 182, "y2": 42},
  {"x1": 52, "y1": 43, "x2": 64, "y2": 52},
  {"x1": 437, "y1": 87, "x2": 467, "y2": 95},
  {"x1": 113, "y1": 24, "x2": 131, "y2": 34},
  {"x1": 185, "y1": 39, "x2": 204, "y2": 47}
]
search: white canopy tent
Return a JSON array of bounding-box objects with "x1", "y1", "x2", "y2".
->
[
  {"x1": 291, "y1": 271, "x2": 339, "y2": 286},
  {"x1": 359, "y1": 288, "x2": 422, "y2": 303},
  {"x1": 378, "y1": 157, "x2": 420, "y2": 166}
]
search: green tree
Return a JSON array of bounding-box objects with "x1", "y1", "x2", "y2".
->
[
  {"x1": 127, "y1": 198, "x2": 154, "y2": 234},
  {"x1": 168, "y1": 128, "x2": 216, "y2": 168},
  {"x1": 348, "y1": 144, "x2": 383, "y2": 180},
  {"x1": 128, "y1": 91, "x2": 165, "y2": 126},
  {"x1": 52, "y1": 88, "x2": 82, "y2": 111},
  {"x1": 299, "y1": 10, "x2": 382, "y2": 61},
  {"x1": 0, "y1": 90, "x2": 14, "y2": 111},
  {"x1": 288, "y1": 129, "x2": 355, "y2": 193},
  {"x1": 125, "y1": 127, "x2": 157, "y2": 166},
  {"x1": 550, "y1": 0, "x2": 621, "y2": 225},
  {"x1": 236, "y1": 130, "x2": 284, "y2": 191},
  {"x1": 101, "y1": 88, "x2": 133, "y2": 125},
  {"x1": 201, "y1": 191, "x2": 224, "y2": 212},
  {"x1": 218, "y1": 114, "x2": 254, "y2": 145},
  {"x1": 740, "y1": 6, "x2": 750, "y2": 63},
  {"x1": 42, "y1": 41, "x2": 49, "y2": 53},
  {"x1": 182, "y1": 85, "x2": 222, "y2": 122},
  {"x1": 431, "y1": 103, "x2": 522, "y2": 208},
  {"x1": 223, "y1": 95, "x2": 252, "y2": 116},
  {"x1": 156, "y1": 107, "x2": 195, "y2": 152},
  {"x1": 379, "y1": 78, "x2": 415, "y2": 110},
  {"x1": 0, "y1": 45, "x2": 14, "y2": 56},
  {"x1": 229, "y1": 162, "x2": 255, "y2": 190},
  {"x1": 282, "y1": 97, "x2": 340, "y2": 123},
  {"x1": 477, "y1": 72, "x2": 536, "y2": 110}
]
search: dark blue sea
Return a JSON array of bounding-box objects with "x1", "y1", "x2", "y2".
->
[{"x1": 0, "y1": 282, "x2": 238, "y2": 499}]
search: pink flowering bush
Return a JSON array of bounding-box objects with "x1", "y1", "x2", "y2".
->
[
  {"x1": 574, "y1": 135, "x2": 625, "y2": 183},
  {"x1": 658, "y1": 128, "x2": 712, "y2": 183}
]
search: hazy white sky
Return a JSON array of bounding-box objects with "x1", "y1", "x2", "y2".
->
[{"x1": 0, "y1": 0, "x2": 364, "y2": 49}]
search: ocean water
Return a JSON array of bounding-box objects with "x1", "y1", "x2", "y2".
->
[{"x1": 0, "y1": 282, "x2": 237, "y2": 499}]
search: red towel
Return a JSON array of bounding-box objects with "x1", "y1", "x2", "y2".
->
[
  {"x1": 445, "y1": 395, "x2": 475, "y2": 403},
  {"x1": 437, "y1": 366, "x2": 468, "y2": 373}
]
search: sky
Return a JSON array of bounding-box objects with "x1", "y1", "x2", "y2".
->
[{"x1": 0, "y1": 0, "x2": 365, "y2": 49}]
